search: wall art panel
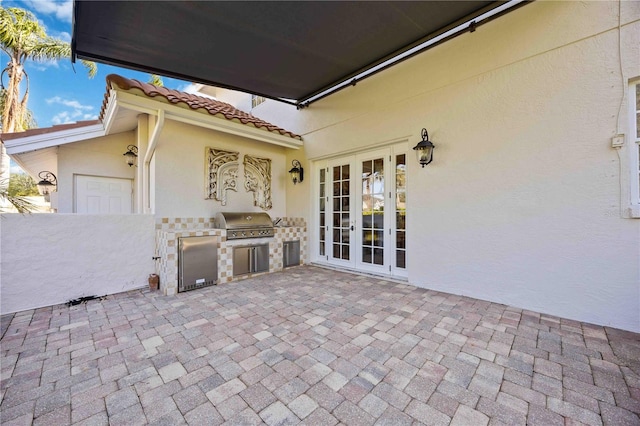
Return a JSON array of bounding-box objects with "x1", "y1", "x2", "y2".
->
[
  {"x1": 206, "y1": 148, "x2": 239, "y2": 205},
  {"x1": 244, "y1": 155, "x2": 272, "y2": 210}
]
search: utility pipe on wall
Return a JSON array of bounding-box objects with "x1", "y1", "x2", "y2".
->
[{"x1": 142, "y1": 109, "x2": 165, "y2": 213}]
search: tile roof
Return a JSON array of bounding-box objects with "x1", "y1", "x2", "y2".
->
[
  {"x1": 103, "y1": 74, "x2": 302, "y2": 140},
  {"x1": 1, "y1": 120, "x2": 101, "y2": 141}
]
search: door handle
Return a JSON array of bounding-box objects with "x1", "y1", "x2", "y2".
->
[
  {"x1": 252, "y1": 247, "x2": 257, "y2": 272},
  {"x1": 350, "y1": 225, "x2": 354, "y2": 231}
]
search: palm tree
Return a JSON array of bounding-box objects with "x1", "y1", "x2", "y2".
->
[
  {"x1": 0, "y1": 6, "x2": 96, "y2": 133},
  {"x1": 0, "y1": 87, "x2": 36, "y2": 131},
  {"x1": 0, "y1": 6, "x2": 96, "y2": 211},
  {"x1": 148, "y1": 74, "x2": 164, "y2": 87}
]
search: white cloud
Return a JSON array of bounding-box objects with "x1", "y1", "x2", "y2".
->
[
  {"x1": 29, "y1": 58, "x2": 60, "y2": 72},
  {"x1": 23, "y1": 0, "x2": 73, "y2": 23},
  {"x1": 53, "y1": 31, "x2": 71, "y2": 43},
  {"x1": 50, "y1": 110, "x2": 98, "y2": 125},
  {"x1": 46, "y1": 96, "x2": 94, "y2": 111},
  {"x1": 180, "y1": 83, "x2": 200, "y2": 94},
  {"x1": 51, "y1": 111, "x2": 72, "y2": 125},
  {"x1": 47, "y1": 96, "x2": 98, "y2": 125},
  {"x1": 181, "y1": 83, "x2": 217, "y2": 100}
]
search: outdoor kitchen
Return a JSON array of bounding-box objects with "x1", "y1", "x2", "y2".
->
[
  {"x1": 151, "y1": 142, "x2": 307, "y2": 296},
  {"x1": 155, "y1": 215, "x2": 306, "y2": 296}
]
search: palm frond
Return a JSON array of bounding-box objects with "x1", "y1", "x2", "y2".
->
[
  {"x1": 81, "y1": 59, "x2": 97, "y2": 78},
  {"x1": 148, "y1": 74, "x2": 164, "y2": 87}
]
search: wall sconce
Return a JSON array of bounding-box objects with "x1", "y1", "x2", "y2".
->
[
  {"x1": 289, "y1": 160, "x2": 304, "y2": 185},
  {"x1": 412, "y1": 128, "x2": 435, "y2": 167},
  {"x1": 36, "y1": 171, "x2": 57, "y2": 195},
  {"x1": 123, "y1": 145, "x2": 138, "y2": 167}
]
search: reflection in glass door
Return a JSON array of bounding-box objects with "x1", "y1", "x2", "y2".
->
[
  {"x1": 395, "y1": 154, "x2": 407, "y2": 274},
  {"x1": 361, "y1": 157, "x2": 385, "y2": 266},
  {"x1": 331, "y1": 162, "x2": 353, "y2": 263},
  {"x1": 318, "y1": 168, "x2": 326, "y2": 257}
]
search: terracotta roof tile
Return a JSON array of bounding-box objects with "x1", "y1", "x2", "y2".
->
[
  {"x1": 103, "y1": 74, "x2": 301, "y2": 140},
  {"x1": 1, "y1": 120, "x2": 101, "y2": 141}
]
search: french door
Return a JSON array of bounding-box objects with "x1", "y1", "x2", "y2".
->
[{"x1": 315, "y1": 145, "x2": 407, "y2": 278}]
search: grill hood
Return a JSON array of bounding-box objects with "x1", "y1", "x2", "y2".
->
[{"x1": 214, "y1": 212, "x2": 274, "y2": 239}]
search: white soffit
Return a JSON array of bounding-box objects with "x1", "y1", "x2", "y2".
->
[
  {"x1": 11, "y1": 147, "x2": 58, "y2": 180},
  {"x1": 4, "y1": 123, "x2": 106, "y2": 155}
]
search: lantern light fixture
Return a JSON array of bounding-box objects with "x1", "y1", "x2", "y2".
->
[
  {"x1": 36, "y1": 171, "x2": 57, "y2": 195},
  {"x1": 123, "y1": 145, "x2": 138, "y2": 167},
  {"x1": 413, "y1": 128, "x2": 435, "y2": 167},
  {"x1": 288, "y1": 159, "x2": 304, "y2": 185}
]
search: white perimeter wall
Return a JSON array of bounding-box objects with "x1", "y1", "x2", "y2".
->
[
  {"x1": 0, "y1": 214, "x2": 155, "y2": 314},
  {"x1": 229, "y1": 1, "x2": 640, "y2": 331}
]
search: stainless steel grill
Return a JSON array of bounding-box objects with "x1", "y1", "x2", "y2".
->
[{"x1": 214, "y1": 212, "x2": 274, "y2": 239}]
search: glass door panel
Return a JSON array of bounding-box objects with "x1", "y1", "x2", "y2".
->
[
  {"x1": 329, "y1": 161, "x2": 353, "y2": 264},
  {"x1": 395, "y1": 154, "x2": 407, "y2": 272},
  {"x1": 318, "y1": 168, "x2": 326, "y2": 257},
  {"x1": 360, "y1": 157, "x2": 385, "y2": 266}
]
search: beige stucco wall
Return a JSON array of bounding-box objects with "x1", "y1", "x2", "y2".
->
[
  {"x1": 56, "y1": 131, "x2": 136, "y2": 213},
  {"x1": 218, "y1": 1, "x2": 640, "y2": 332},
  {"x1": 151, "y1": 120, "x2": 288, "y2": 218}
]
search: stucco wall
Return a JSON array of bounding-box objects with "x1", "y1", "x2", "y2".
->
[
  {"x1": 218, "y1": 1, "x2": 640, "y2": 331},
  {"x1": 57, "y1": 131, "x2": 136, "y2": 213},
  {"x1": 152, "y1": 120, "x2": 288, "y2": 218},
  {"x1": 0, "y1": 214, "x2": 155, "y2": 315}
]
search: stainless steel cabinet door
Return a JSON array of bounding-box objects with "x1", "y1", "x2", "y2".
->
[
  {"x1": 254, "y1": 244, "x2": 269, "y2": 273},
  {"x1": 233, "y1": 246, "x2": 252, "y2": 276},
  {"x1": 283, "y1": 240, "x2": 300, "y2": 267},
  {"x1": 179, "y1": 236, "x2": 218, "y2": 292}
]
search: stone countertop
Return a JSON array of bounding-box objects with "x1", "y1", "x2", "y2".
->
[{"x1": 157, "y1": 228, "x2": 223, "y2": 236}]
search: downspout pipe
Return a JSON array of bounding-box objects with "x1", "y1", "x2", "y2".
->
[
  {"x1": 143, "y1": 109, "x2": 165, "y2": 213},
  {"x1": 145, "y1": 109, "x2": 165, "y2": 164}
]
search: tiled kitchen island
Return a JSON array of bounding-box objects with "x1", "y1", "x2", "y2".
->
[{"x1": 155, "y1": 217, "x2": 306, "y2": 295}]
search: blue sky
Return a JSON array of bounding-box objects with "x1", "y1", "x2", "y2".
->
[{"x1": 2, "y1": 0, "x2": 194, "y2": 130}]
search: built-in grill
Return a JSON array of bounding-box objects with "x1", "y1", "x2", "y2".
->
[{"x1": 214, "y1": 212, "x2": 275, "y2": 239}]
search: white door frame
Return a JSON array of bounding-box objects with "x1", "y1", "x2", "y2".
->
[{"x1": 312, "y1": 143, "x2": 408, "y2": 278}]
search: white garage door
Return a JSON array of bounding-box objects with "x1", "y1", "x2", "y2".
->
[{"x1": 75, "y1": 175, "x2": 133, "y2": 214}]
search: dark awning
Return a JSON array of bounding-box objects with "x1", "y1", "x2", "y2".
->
[{"x1": 72, "y1": 1, "x2": 526, "y2": 106}]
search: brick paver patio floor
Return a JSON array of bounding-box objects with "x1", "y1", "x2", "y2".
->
[{"x1": 1, "y1": 265, "x2": 639, "y2": 425}]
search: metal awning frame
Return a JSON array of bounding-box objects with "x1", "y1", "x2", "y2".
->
[{"x1": 72, "y1": 1, "x2": 530, "y2": 109}]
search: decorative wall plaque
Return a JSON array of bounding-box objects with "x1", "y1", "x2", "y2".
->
[
  {"x1": 244, "y1": 155, "x2": 272, "y2": 210},
  {"x1": 206, "y1": 148, "x2": 239, "y2": 205}
]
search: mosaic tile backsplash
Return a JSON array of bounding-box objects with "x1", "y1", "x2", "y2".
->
[{"x1": 155, "y1": 217, "x2": 306, "y2": 295}]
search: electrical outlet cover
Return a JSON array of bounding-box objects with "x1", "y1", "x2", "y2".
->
[{"x1": 611, "y1": 135, "x2": 625, "y2": 148}]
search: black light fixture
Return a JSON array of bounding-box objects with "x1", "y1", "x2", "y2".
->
[
  {"x1": 36, "y1": 171, "x2": 57, "y2": 195},
  {"x1": 123, "y1": 145, "x2": 138, "y2": 167},
  {"x1": 413, "y1": 128, "x2": 435, "y2": 168},
  {"x1": 288, "y1": 159, "x2": 304, "y2": 185}
]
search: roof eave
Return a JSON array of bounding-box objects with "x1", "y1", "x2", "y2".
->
[
  {"x1": 111, "y1": 90, "x2": 303, "y2": 149},
  {"x1": 4, "y1": 123, "x2": 106, "y2": 155}
]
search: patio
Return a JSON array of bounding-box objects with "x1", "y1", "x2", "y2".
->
[{"x1": 1, "y1": 265, "x2": 639, "y2": 425}]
